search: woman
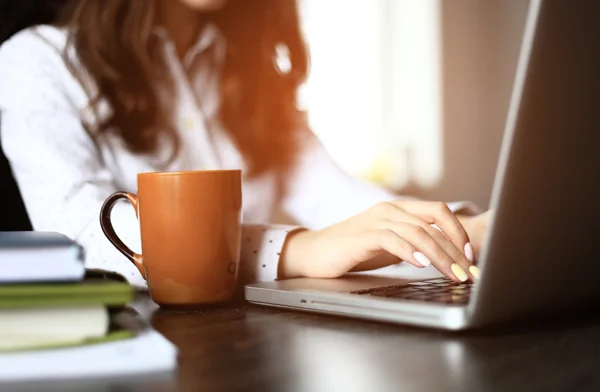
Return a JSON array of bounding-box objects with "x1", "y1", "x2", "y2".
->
[{"x1": 0, "y1": 0, "x2": 490, "y2": 288}]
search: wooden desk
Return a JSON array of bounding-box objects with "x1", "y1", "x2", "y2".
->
[{"x1": 6, "y1": 296, "x2": 600, "y2": 392}]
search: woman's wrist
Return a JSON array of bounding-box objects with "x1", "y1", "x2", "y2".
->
[
  {"x1": 277, "y1": 228, "x2": 315, "y2": 279},
  {"x1": 455, "y1": 212, "x2": 491, "y2": 258},
  {"x1": 455, "y1": 214, "x2": 473, "y2": 232}
]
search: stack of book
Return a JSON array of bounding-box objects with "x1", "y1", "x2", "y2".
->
[{"x1": 0, "y1": 231, "x2": 177, "y2": 382}]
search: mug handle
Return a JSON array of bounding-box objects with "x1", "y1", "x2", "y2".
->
[{"x1": 99, "y1": 192, "x2": 146, "y2": 279}]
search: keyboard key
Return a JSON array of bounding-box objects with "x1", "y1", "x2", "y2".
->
[
  {"x1": 425, "y1": 278, "x2": 450, "y2": 284},
  {"x1": 350, "y1": 288, "x2": 373, "y2": 294},
  {"x1": 403, "y1": 294, "x2": 435, "y2": 301},
  {"x1": 424, "y1": 287, "x2": 450, "y2": 294}
]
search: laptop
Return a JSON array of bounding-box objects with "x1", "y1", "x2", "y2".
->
[{"x1": 245, "y1": 0, "x2": 600, "y2": 330}]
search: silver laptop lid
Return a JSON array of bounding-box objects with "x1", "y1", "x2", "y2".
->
[{"x1": 470, "y1": 0, "x2": 600, "y2": 326}]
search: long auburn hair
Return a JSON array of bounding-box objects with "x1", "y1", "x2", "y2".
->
[{"x1": 58, "y1": 0, "x2": 309, "y2": 176}]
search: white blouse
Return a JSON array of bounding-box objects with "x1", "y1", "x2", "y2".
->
[{"x1": 0, "y1": 25, "x2": 476, "y2": 289}]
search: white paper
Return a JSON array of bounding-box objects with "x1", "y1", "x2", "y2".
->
[{"x1": 0, "y1": 330, "x2": 178, "y2": 381}]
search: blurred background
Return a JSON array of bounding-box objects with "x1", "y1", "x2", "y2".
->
[{"x1": 297, "y1": 0, "x2": 530, "y2": 210}]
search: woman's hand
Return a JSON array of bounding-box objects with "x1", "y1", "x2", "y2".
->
[{"x1": 279, "y1": 200, "x2": 483, "y2": 283}]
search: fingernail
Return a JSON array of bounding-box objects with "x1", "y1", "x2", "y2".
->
[
  {"x1": 469, "y1": 265, "x2": 480, "y2": 280},
  {"x1": 431, "y1": 224, "x2": 442, "y2": 232},
  {"x1": 413, "y1": 252, "x2": 431, "y2": 267},
  {"x1": 464, "y1": 242, "x2": 474, "y2": 262},
  {"x1": 451, "y1": 263, "x2": 468, "y2": 282}
]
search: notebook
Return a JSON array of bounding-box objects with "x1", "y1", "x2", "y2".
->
[
  {"x1": 0, "y1": 279, "x2": 135, "y2": 309},
  {"x1": 0, "y1": 231, "x2": 85, "y2": 283},
  {"x1": 0, "y1": 309, "x2": 178, "y2": 382},
  {"x1": 0, "y1": 306, "x2": 109, "y2": 352},
  {"x1": 0, "y1": 279, "x2": 135, "y2": 351}
]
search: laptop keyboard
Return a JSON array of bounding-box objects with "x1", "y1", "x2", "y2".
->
[{"x1": 350, "y1": 277, "x2": 475, "y2": 305}]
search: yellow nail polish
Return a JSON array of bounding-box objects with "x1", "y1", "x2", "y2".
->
[
  {"x1": 469, "y1": 265, "x2": 480, "y2": 280},
  {"x1": 451, "y1": 263, "x2": 468, "y2": 282}
]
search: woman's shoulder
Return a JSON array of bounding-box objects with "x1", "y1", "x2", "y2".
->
[
  {"x1": 0, "y1": 25, "x2": 68, "y2": 62},
  {"x1": 0, "y1": 25, "x2": 89, "y2": 111}
]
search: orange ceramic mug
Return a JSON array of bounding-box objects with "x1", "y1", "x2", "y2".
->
[{"x1": 99, "y1": 170, "x2": 242, "y2": 307}]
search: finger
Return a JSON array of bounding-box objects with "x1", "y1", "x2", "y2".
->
[
  {"x1": 422, "y1": 223, "x2": 476, "y2": 281},
  {"x1": 383, "y1": 221, "x2": 470, "y2": 283},
  {"x1": 382, "y1": 215, "x2": 477, "y2": 281},
  {"x1": 391, "y1": 200, "x2": 474, "y2": 262},
  {"x1": 372, "y1": 202, "x2": 472, "y2": 272},
  {"x1": 369, "y1": 202, "x2": 476, "y2": 281},
  {"x1": 363, "y1": 229, "x2": 426, "y2": 269}
]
